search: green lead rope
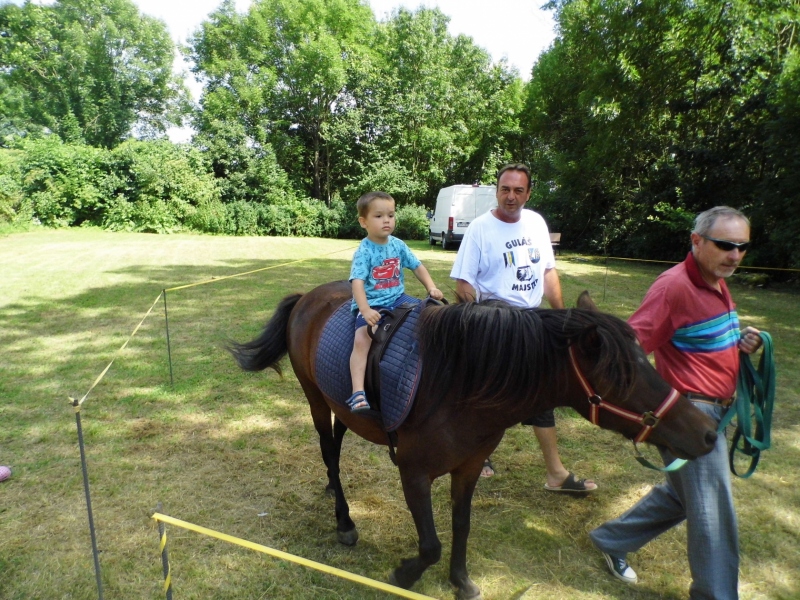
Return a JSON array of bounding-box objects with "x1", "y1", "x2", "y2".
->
[
  {"x1": 635, "y1": 331, "x2": 775, "y2": 475},
  {"x1": 717, "y1": 331, "x2": 775, "y2": 478}
]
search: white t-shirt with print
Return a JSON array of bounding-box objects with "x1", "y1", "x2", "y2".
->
[{"x1": 450, "y1": 209, "x2": 556, "y2": 308}]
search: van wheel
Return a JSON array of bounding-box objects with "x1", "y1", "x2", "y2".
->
[
  {"x1": 441, "y1": 233, "x2": 450, "y2": 250},
  {"x1": 429, "y1": 231, "x2": 436, "y2": 246}
]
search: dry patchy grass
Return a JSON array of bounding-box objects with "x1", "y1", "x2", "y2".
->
[{"x1": 1, "y1": 229, "x2": 798, "y2": 599}]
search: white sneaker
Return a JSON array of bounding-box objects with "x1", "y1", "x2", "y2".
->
[{"x1": 601, "y1": 551, "x2": 638, "y2": 584}]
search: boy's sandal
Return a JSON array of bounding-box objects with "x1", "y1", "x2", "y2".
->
[{"x1": 346, "y1": 391, "x2": 370, "y2": 413}]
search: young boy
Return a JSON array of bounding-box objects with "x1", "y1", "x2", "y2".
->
[{"x1": 347, "y1": 191, "x2": 444, "y2": 412}]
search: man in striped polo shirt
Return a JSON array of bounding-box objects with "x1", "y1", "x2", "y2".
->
[{"x1": 589, "y1": 206, "x2": 763, "y2": 599}]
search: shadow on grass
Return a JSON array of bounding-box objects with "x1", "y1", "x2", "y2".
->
[{"x1": 2, "y1": 250, "x2": 799, "y2": 599}]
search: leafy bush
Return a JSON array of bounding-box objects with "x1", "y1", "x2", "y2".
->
[
  {"x1": 103, "y1": 140, "x2": 220, "y2": 233},
  {"x1": 0, "y1": 149, "x2": 24, "y2": 223},
  {"x1": 394, "y1": 203, "x2": 429, "y2": 240},
  {"x1": 185, "y1": 197, "x2": 229, "y2": 234},
  {"x1": 221, "y1": 198, "x2": 344, "y2": 237},
  {"x1": 16, "y1": 137, "x2": 108, "y2": 227},
  {"x1": 0, "y1": 138, "x2": 423, "y2": 240},
  {"x1": 2, "y1": 138, "x2": 223, "y2": 232},
  {"x1": 102, "y1": 196, "x2": 185, "y2": 234},
  {"x1": 335, "y1": 198, "x2": 362, "y2": 239}
]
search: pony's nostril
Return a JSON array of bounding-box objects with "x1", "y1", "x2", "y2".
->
[{"x1": 705, "y1": 430, "x2": 718, "y2": 446}]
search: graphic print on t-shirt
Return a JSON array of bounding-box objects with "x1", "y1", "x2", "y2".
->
[
  {"x1": 516, "y1": 265, "x2": 533, "y2": 281},
  {"x1": 501, "y1": 238, "x2": 541, "y2": 293},
  {"x1": 372, "y1": 257, "x2": 401, "y2": 290}
]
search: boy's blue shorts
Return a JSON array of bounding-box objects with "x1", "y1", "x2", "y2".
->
[{"x1": 354, "y1": 293, "x2": 418, "y2": 330}]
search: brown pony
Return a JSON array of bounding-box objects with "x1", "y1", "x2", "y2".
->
[{"x1": 230, "y1": 281, "x2": 717, "y2": 600}]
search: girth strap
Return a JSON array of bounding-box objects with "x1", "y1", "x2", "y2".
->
[{"x1": 364, "y1": 302, "x2": 418, "y2": 412}]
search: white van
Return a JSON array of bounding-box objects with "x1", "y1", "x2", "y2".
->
[{"x1": 427, "y1": 184, "x2": 497, "y2": 250}]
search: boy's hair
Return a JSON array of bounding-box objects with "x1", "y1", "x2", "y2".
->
[{"x1": 357, "y1": 191, "x2": 394, "y2": 218}]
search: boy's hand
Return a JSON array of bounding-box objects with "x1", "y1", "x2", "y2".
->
[
  {"x1": 427, "y1": 287, "x2": 444, "y2": 301},
  {"x1": 363, "y1": 307, "x2": 382, "y2": 327}
]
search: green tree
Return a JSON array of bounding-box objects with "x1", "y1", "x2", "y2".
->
[
  {"x1": 188, "y1": 0, "x2": 375, "y2": 203},
  {"x1": 347, "y1": 7, "x2": 523, "y2": 204},
  {"x1": 189, "y1": 3, "x2": 523, "y2": 208},
  {"x1": 756, "y1": 43, "x2": 800, "y2": 268},
  {"x1": 0, "y1": 0, "x2": 189, "y2": 148},
  {"x1": 524, "y1": 0, "x2": 799, "y2": 265}
]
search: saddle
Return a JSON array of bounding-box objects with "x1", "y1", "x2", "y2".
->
[{"x1": 314, "y1": 297, "x2": 443, "y2": 433}]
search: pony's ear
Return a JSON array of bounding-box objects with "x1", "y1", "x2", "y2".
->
[{"x1": 577, "y1": 290, "x2": 598, "y2": 311}]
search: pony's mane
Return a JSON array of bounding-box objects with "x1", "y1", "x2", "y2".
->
[{"x1": 415, "y1": 300, "x2": 640, "y2": 411}]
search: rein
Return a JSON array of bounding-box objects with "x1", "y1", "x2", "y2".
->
[
  {"x1": 717, "y1": 332, "x2": 775, "y2": 478},
  {"x1": 568, "y1": 346, "x2": 687, "y2": 472}
]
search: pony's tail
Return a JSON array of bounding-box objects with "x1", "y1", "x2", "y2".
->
[{"x1": 228, "y1": 293, "x2": 303, "y2": 374}]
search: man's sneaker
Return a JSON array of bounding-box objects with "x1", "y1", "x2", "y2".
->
[{"x1": 601, "y1": 551, "x2": 638, "y2": 584}]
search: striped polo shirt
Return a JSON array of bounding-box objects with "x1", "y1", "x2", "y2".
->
[{"x1": 628, "y1": 252, "x2": 740, "y2": 399}]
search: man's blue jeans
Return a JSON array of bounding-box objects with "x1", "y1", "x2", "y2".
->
[{"x1": 589, "y1": 401, "x2": 738, "y2": 600}]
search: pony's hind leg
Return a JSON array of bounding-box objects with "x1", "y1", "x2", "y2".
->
[
  {"x1": 305, "y1": 386, "x2": 358, "y2": 546},
  {"x1": 329, "y1": 417, "x2": 359, "y2": 545},
  {"x1": 325, "y1": 417, "x2": 347, "y2": 496}
]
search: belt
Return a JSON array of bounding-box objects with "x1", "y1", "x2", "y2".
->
[{"x1": 685, "y1": 392, "x2": 734, "y2": 408}]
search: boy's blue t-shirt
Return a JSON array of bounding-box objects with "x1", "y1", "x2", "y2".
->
[{"x1": 349, "y1": 236, "x2": 421, "y2": 313}]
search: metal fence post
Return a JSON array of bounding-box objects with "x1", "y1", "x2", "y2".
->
[
  {"x1": 71, "y1": 398, "x2": 104, "y2": 600},
  {"x1": 154, "y1": 504, "x2": 173, "y2": 600}
]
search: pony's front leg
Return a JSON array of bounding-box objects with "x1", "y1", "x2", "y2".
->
[
  {"x1": 448, "y1": 455, "x2": 486, "y2": 600},
  {"x1": 390, "y1": 470, "x2": 441, "y2": 590}
]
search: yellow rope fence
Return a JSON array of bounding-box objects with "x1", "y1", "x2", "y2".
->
[{"x1": 151, "y1": 512, "x2": 437, "y2": 599}]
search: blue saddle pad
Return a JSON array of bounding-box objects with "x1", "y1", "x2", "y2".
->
[{"x1": 315, "y1": 299, "x2": 423, "y2": 432}]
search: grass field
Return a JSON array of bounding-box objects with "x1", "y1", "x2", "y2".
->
[{"x1": 1, "y1": 228, "x2": 798, "y2": 600}]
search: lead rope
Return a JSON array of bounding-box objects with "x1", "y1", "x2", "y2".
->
[
  {"x1": 639, "y1": 332, "x2": 775, "y2": 475},
  {"x1": 716, "y1": 331, "x2": 775, "y2": 478}
]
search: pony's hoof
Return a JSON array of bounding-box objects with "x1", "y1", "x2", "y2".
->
[
  {"x1": 388, "y1": 571, "x2": 406, "y2": 589},
  {"x1": 453, "y1": 577, "x2": 482, "y2": 600},
  {"x1": 389, "y1": 569, "x2": 415, "y2": 590},
  {"x1": 336, "y1": 527, "x2": 359, "y2": 546}
]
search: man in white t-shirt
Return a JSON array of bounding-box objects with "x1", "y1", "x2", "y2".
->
[{"x1": 450, "y1": 163, "x2": 597, "y2": 492}]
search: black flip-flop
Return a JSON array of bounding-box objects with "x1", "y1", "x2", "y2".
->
[
  {"x1": 480, "y1": 458, "x2": 495, "y2": 478},
  {"x1": 544, "y1": 472, "x2": 597, "y2": 493}
]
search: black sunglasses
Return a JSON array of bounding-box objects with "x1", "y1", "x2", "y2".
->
[{"x1": 701, "y1": 235, "x2": 750, "y2": 253}]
